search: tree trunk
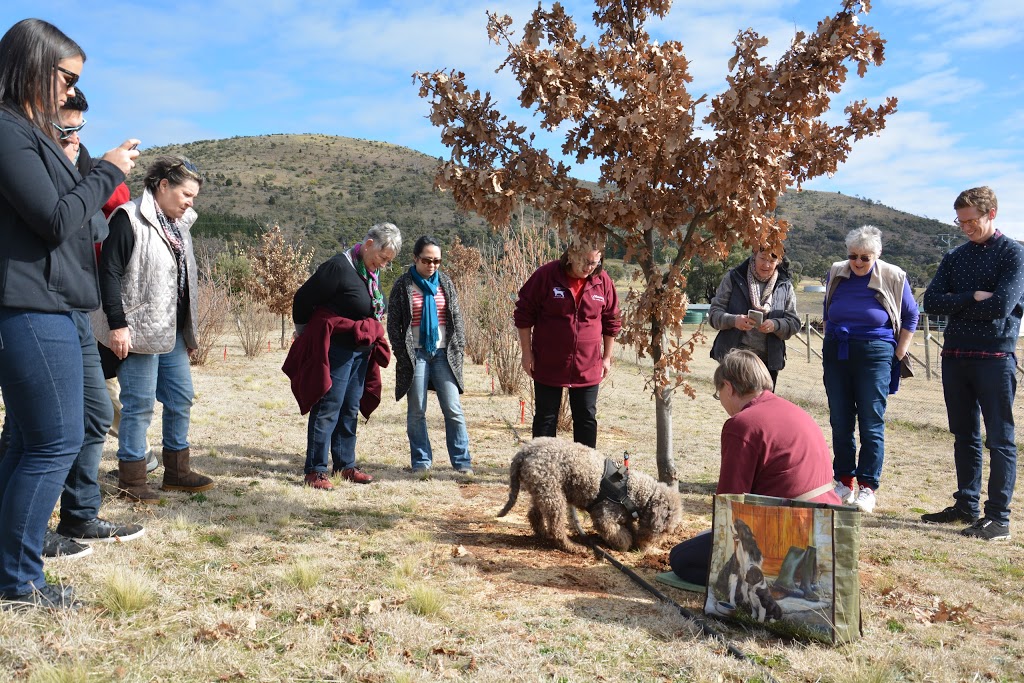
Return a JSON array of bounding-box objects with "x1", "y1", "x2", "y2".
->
[
  {"x1": 280, "y1": 314, "x2": 287, "y2": 350},
  {"x1": 655, "y1": 386, "x2": 676, "y2": 484}
]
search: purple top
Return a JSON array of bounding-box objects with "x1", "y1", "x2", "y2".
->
[{"x1": 825, "y1": 267, "x2": 919, "y2": 341}]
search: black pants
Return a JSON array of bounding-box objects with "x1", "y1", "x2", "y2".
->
[
  {"x1": 533, "y1": 381, "x2": 599, "y2": 448},
  {"x1": 668, "y1": 529, "x2": 712, "y2": 585}
]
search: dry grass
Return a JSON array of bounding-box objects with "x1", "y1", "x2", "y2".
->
[{"x1": 1, "y1": 322, "x2": 1022, "y2": 682}]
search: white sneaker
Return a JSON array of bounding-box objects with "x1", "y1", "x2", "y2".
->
[
  {"x1": 854, "y1": 487, "x2": 876, "y2": 513},
  {"x1": 834, "y1": 481, "x2": 856, "y2": 505}
]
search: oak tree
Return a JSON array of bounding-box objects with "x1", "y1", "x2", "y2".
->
[
  {"x1": 247, "y1": 224, "x2": 313, "y2": 349},
  {"x1": 416, "y1": 0, "x2": 896, "y2": 482}
]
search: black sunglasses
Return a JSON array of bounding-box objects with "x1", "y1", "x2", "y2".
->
[
  {"x1": 55, "y1": 65, "x2": 80, "y2": 90},
  {"x1": 848, "y1": 254, "x2": 873, "y2": 263}
]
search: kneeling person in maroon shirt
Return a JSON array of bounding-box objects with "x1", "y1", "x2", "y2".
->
[{"x1": 669, "y1": 350, "x2": 840, "y2": 585}]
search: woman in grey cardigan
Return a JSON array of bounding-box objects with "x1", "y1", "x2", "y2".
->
[
  {"x1": 387, "y1": 236, "x2": 472, "y2": 475},
  {"x1": 709, "y1": 248, "x2": 801, "y2": 390}
]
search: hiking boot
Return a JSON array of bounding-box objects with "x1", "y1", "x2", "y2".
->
[
  {"x1": 921, "y1": 505, "x2": 979, "y2": 525},
  {"x1": 961, "y1": 517, "x2": 1010, "y2": 541},
  {"x1": 56, "y1": 517, "x2": 145, "y2": 544},
  {"x1": 341, "y1": 467, "x2": 374, "y2": 484},
  {"x1": 834, "y1": 481, "x2": 856, "y2": 505},
  {"x1": 456, "y1": 468, "x2": 474, "y2": 477},
  {"x1": 118, "y1": 459, "x2": 160, "y2": 505},
  {"x1": 162, "y1": 448, "x2": 215, "y2": 492},
  {"x1": 42, "y1": 531, "x2": 93, "y2": 560},
  {"x1": 854, "y1": 487, "x2": 876, "y2": 514},
  {"x1": 0, "y1": 584, "x2": 80, "y2": 611},
  {"x1": 303, "y1": 472, "x2": 334, "y2": 490}
]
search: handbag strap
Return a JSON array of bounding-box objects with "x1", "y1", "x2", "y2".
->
[{"x1": 794, "y1": 482, "x2": 835, "y2": 502}]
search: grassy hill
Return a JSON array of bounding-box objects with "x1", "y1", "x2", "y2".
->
[{"x1": 131, "y1": 134, "x2": 953, "y2": 281}]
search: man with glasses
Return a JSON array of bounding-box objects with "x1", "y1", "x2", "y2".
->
[{"x1": 921, "y1": 187, "x2": 1024, "y2": 541}]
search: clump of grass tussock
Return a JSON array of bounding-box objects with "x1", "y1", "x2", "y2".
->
[
  {"x1": 405, "y1": 584, "x2": 446, "y2": 617},
  {"x1": 282, "y1": 557, "x2": 323, "y2": 592},
  {"x1": 100, "y1": 567, "x2": 157, "y2": 616},
  {"x1": 388, "y1": 556, "x2": 421, "y2": 591},
  {"x1": 27, "y1": 663, "x2": 89, "y2": 683},
  {"x1": 405, "y1": 528, "x2": 435, "y2": 544}
]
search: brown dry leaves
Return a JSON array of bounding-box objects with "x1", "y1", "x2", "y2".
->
[
  {"x1": 880, "y1": 587, "x2": 973, "y2": 625},
  {"x1": 415, "y1": 0, "x2": 894, "y2": 398}
]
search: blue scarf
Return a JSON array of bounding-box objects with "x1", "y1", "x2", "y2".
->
[{"x1": 410, "y1": 266, "x2": 439, "y2": 354}]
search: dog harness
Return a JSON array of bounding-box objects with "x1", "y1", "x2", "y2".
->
[{"x1": 589, "y1": 458, "x2": 640, "y2": 520}]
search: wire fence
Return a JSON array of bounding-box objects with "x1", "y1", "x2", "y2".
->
[{"x1": 616, "y1": 314, "x2": 1024, "y2": 434}]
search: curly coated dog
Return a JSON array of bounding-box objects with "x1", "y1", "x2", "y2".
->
[{"x1": 497, "y1": 437, "x2": 682, "y2": 554}]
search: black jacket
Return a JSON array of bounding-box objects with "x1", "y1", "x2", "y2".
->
[{"x1": 0, "y1": 107, "x2": 124, "y2": 313}]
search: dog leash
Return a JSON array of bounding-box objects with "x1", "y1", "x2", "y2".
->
[{"x1": 569, "y1": 508, "x2": 781, "y2": 683}]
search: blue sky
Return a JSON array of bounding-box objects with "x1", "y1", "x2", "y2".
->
[{"x1": 3, "y1": 1, "x2": 1022, "y2": 238}]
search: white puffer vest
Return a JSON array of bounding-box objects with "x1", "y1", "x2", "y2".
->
[{"x1": 92, "y1": 189, "x2": 199, "y2": 354}]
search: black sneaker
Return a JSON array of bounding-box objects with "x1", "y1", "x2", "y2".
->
[
  {"x1": 42, "y1": 531, "x2": 93, "y2": 559},
  {"x1": 0, "y1": 584, "x2": 80, "y2": 611},
  {"x1": 55, "y1": 517, "x2": 145, "y2": 544},
  {"x1": 921, "y1": 506, "x2": 980, "y2": 525},
  {"x1": 961, "y1": 517, "x2": 1010, "y2": 541}
]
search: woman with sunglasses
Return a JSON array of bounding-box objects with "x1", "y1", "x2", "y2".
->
[
  {"x1": 92, "y1": 155, "x2": 213, "y2": 504},
  {"x1": 388, "y1": 236, "x2": 472, "y2": 475},
  {"x1": 709, "y1": 247, "x2": 801, "y2": 391},
  {"x1": 0, "y1": 18, "x2": 138, "y2": 609},
  {"x1": 823, "y1": 225, "x2": 919, "y2": 513}
]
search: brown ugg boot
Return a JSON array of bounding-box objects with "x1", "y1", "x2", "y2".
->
[
  {"x1": 117, "y1": 459, "x2": 160, "y2": 505},
  {"x1": 161, "y1": 448, "x2": 215, "y2": 492}
]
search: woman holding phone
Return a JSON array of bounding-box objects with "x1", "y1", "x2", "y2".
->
[
  {"x1": 0, "y1": 18, "x2": 138, "y2": 610},
  {"x1": 709, "y1": 247, "x2": 801, "y2": 390}
]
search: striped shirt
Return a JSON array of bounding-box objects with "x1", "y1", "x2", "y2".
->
[{"x1": 410, "y1": 284, "x2": 448, "y2": 349}]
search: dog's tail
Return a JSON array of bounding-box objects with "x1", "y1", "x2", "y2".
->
[{"x1": 496, "y1": 449, "x2": 526, "y2": 517}]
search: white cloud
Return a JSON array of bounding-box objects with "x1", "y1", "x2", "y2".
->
[{"x1": 891, "y1": 68, "x2": 985, "y2": 106}]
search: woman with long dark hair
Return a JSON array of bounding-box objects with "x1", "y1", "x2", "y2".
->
[{"x1": 0, "y1": 18, "x2": 138, "y2": 610}]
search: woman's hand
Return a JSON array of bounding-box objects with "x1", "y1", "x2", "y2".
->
[
  {"x1": 758, "y1": 319, "x2": 777, "y2": 334},
  {"x1": 734, "y1": 315, "x2": 756, "y2": 331},
  {"x1": 520, "y1": 349, "x2": 535, "y2": 378},
  {"x1": 101, "y1": 140, "x2": 141, "y2": 176},
  {"x1": 109, "y1": 327, "x2": 132, "y2": 360}
]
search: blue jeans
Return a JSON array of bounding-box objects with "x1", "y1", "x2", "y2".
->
[
  {"x1": 942, "y1": 355, "x2": 1017, "y2": 524},
  {"x1": 0, "y1": 308, "x2": 83, "y2": 596},
  {"x1": 0, "y1": 313, "x2": 112, "y2": 524},
  {"x1": 305, "y1": 343, "x2": 369, "y2": 474},
  {"x1": 407, "y1": 348, "x2": 471, "y2": 470},
  {"x1": 60, "y1": 312, "x2": 113, "y2": 522},
  {"x1": 116, "y1": 333, "x2": 193, "y2": 461},
  {"x1": 823, "y1": 337, "x2": 893, "y2": 491}
]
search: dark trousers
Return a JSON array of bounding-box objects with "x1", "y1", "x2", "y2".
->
[
  {"x1": 942, "y1": 355, "x2": 1017, "y2": 524},
  {"x1": 669, "y1": 530, "x2": 712, "y2": 586},
  {"x1": 533, "y1": 381, "x2": 599, "y2": 448}
]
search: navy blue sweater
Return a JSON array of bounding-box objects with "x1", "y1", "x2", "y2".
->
[{"x1": 923, "y1": 232, "x2": 1024, "y2": 353}]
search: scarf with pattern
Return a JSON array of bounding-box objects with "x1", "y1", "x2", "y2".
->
[
  {"x1": 746, "y1": 261, "x2": 779, "y2": 314},
  {"x1": 350, "y1": 243, "x2": 385, "y2": 321},
  {"x1": 154, "y1": 206, "x2": 187, "y2": 304}
]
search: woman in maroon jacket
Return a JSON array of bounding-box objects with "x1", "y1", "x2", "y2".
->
[{"x1": 514, "y1": 239, "x2": 621, "y2": 448}]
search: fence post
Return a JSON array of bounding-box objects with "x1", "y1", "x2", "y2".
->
[
  {"x1": 922, "y1": 313, "x2": 932, "y2": 381},
  {"x1": 806, "y1": 314, "x2": 811, "y2": 363}
]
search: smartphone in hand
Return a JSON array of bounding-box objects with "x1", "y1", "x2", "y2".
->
[{"x1": 747, "y1": 310, "x2": 764, "y2": 325}]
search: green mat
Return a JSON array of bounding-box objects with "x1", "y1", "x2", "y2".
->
[{"x1": 654, "y1": 572, "x2": 706, "y2": 594}]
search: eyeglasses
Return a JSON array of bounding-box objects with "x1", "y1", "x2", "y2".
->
[
  {"x1": 712, "y1": 389, "x2": 721, "y2": 401},
  {"x1": 52, "y1": 118, "x2": 86, "y2": 140},
  {"x1": 580, "y1": 259, "x2": 601, "y2": 268},
  {"x1": 954, "y1": 215, "x2": 987, "y2": 228},
  {"x1": 55, "y1": 65, "x2": 80, "y2": 90},
  {"x1": 418, "y1": 257, "x2": 442, "y2": 266},
  {"x1": 848, "y1": 254, "x2": 873, "y2": 263},
  {"x1": 757, "y1": 252, "x2": 781, "y2": 262}
]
